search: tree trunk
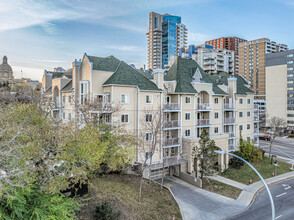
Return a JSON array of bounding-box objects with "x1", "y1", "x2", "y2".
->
[
  {"x1": 148, "y1": 156, "x2": 153, "y2": 183},
  {"x1": 139, "y1": 175, "x2": 143, "y2": 202}
]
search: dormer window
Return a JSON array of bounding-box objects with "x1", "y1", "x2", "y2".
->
[{"x1": 192, "y1": 68, "x2": 202, "y2": 82}]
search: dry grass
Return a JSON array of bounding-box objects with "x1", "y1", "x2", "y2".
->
[
  {"x1": 77, "y1": 174, "x2": 182, "y2": 220},
  {"x1": 202, "y1": 178, "x2": 242, "y2": 199}
]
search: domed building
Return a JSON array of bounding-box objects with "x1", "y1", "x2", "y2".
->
[{"x1": 0, "y1": 56, "x2": 14, "y2": 80}]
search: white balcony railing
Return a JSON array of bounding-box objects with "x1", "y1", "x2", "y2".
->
[
  {"x1": 224, "y1": 103, "x2": 235, "y2": 109},
  {"x1": 197, "y1": 119, "x2": 212, "y2": 126},
  {"x1": 163, "y1": 138, "x2": 180, "y2": 147},
  {"x1": 254, "y1": 116, "x2": 259, "y2": 122},
  {"x1": 226, "y1": 132, "x2": 236, "y2": 138},
  {"x1": 197, "y1": 103, "x2": 212, "y2": 111},
  {"x1": 254, "y1": 128, "x2": 259, "y2": 134},
  {"x1": 163, "y1": 120, "x2": 181, "y2": 129},
  {"x1": 163, "y1": 103, "x2": 180, "y2": 111},
  {"x1": 224, "y1": 117, "x2": 236, "y2": 124},
  {"x1": 254, "y1": 104, "x2": 259, "y2": 110}
]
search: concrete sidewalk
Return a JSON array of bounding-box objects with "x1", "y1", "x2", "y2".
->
[{"x1": 208, "y1": 175, "x2": 247, "y2": 190}]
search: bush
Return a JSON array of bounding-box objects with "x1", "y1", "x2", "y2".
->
[
  {"x1": 0, "y1": 185, "x2": 79, "y2": 220},
  {"x1": 229, "y1": 152, "x2": 244, "y2": 169},
  {"x1": 240, "y1": 139, "x2": 263, "y2": 163},
  {"x1": 94, "y1": 201, "x2": 120, "y2": 220}
]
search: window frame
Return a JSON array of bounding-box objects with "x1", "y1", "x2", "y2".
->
[
  {"x1": 121, "y1": 94, "x2": 129, "y2": 104},
  {"x1": 185, "y1": 112, "x2": 191, "y2": 121},
  {"x1": 146, "y1": 132, "x2": 153, "y2": 141},
  {"x1": 121, "y1": 114, "x2": 129, "y2": 123},
  {"x1": 185, "y1": 96, "x2": 191, "y2": 104},
  {"x1": 145, "y1": 94, "x2": 153, "y2": 104},
  {"x1": 145, "y1": 113, "x2": 152, "y2": 123},
  {"x1": 185, "y1": 129, "x2": 191, "y2": 137}
]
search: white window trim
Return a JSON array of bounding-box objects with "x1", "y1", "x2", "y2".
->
[
  {"x1": 185, "y1": 112, "x2": 191, "y2": 121},
  {"x1": 145, "y1": 94, "x2": 153, "y2": 104},
  {"x1": 79, "y1": 81, "x2": 89, "y2": 104},
  {"x1": 185, "y1": 96, "x2": 191, "y2": 104},
  {"x1": 146, "y1": 113, "x2": 153, "y2": 123},
  {"x1": 214, "y1": 98, "x2": 219, "y2": 104},
  {"x1": 215, "y1": 112, "x2": 219, "y2": 119},
  {"x1": 185, "y1": 129, "x2": 191, "y2": 137},
  {"x1": 239, "y1": 112, "x2": 243, "y2": 118},
  {"x1": 121, "y1": 114, "x2": 129, "y2": 123},
  {"x1": 214, "y1": 127, "x2": 219, "y2": 134},
  {"x1": 146, "y1": 132, "x2": 153, "y2": 141},
  {"x1": 247, "y1": 124, "x2": 251, "y2": 130},
  {"x1": 121, "y1": 94, "x2": 129, "y2": 104},
  {"x1": 247, "y1": 111, "x2": 251, "y2": 117}
]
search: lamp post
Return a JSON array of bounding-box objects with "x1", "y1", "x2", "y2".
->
[{"x1": 214, "y1": 150, "x2": 275, "y2": 220}]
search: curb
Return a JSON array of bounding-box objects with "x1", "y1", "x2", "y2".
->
[
  {"x1": 225, "y1": 174, "x2": 294, "y2": 219},
  {"x1": 152, "y1": 178, "x2": 184, "y2": 220}
]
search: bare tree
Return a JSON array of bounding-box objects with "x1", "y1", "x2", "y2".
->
[
  {"x1": 138, "y1": 107, "x2": 163, "y2": 201},
  {"x1": 267, "y1": 116, "x2": 287, "y2": 158}
]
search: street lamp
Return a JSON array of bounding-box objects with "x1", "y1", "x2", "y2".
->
[{"x1": 214, "y1": 150, "x2": 275, "y2": 220}]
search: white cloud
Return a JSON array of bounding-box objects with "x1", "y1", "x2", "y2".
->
[
  {"x1": 103, "y1": 45, "x2": 144, "y2": 52},
  {"x1": 188, "y1": 32, "x2": 215, "y2": 45}
]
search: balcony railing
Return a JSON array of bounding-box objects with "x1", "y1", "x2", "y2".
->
[
  {"x1": 163, "y1": 120, "x2": 181, "y2": 129},
  {"x1": 226, "y1": 132, "x2": 236, "y2": 138},
  {"x1": 149, "y1": 154, "x2": 188, "y2": 170},
  {"x1": 224, "y1": 103, "x2": 235, "y2": 110},
  {"x1": 254, "y1": 104, "x2": 259, "y2": 109},
  {"x1": 224, "y1": 117, "x2": 236, "y2": 124},
  {"x1": 197, "y1": 103, "x2": 212, "y2": 111},
  {"x1": 163, "y1": 138, "x2": 180, "y2": 147},
  {"x1": 197, "y1": 119, "x2": 212, "y2": 126},
  {"x1": 254, "y1": 116, "x2": 259, "y2": 122},
  {"x1": 254, "y1": 128, "x2": 259, "y2": 133},
  {"x1": 229, "y1": 144, "x2": 236, "y2": 151},
  {"x1": 163, "y1": 103, "x2": 180, "y2": 111},
  {"x1": 94, "y1": 102, "x2": 112, "y2": 111}
]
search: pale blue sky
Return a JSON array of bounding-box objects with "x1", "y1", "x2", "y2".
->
[{"x1": 0, "y1": 0, "x2": 293, "y2": 80}]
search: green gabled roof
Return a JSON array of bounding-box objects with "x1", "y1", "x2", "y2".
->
[
  {"x1": 210, "y1": 72, "x2": 254, "y2": 95},
  {"x1": 62, "y1": 69, "x2": 72, "y2": 79},
  {"x1": 136, "y1": 69, "x2": 153, "y2": 79},
  {"x1": 61, "y1": 81, "x2": 72, "y2": 92},
  {"x1": 164, "y1": 57, "x2": 227, "y2": 95},
  {"x1": 45, "y1": 71, "x2": 64, "y2": 79},
  {"x1": 87, "y1": 55, "x2": 121, "y2": 72},
  {"x1": 103, "y1": 61, "x2": 161, "y2": 91}
]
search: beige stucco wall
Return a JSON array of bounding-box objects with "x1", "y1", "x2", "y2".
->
[{"x1": 266, "y1": 64, "x2": 287, "y2": 124}]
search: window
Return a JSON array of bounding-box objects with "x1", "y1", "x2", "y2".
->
[
  {"x1": 247, "y1": 124, "x2": 251, "y2": 130},
  {"x1": 168, "y1": 87, "x2": 171, "y2": 92},
  {"x1": 121, "y1": 114, "x2": 129, "y2": 123},
  {"x1": 68, "y1": 113, "x2": 71, "y2": 121},
  {"x1": 239, "y1": 98, "x2": 243, "y2": 104},
  {"x1": 62, "y1": 112, "x2": 65, "y2": 119},
  {"x1": 146, "y1": 95, "x2": 153, "y2": 104},
  {"x1": 121, "y1": 94, "x2": 129, "y2": 104},
  {"x1": 185, "y1": 113, "x2": 191, "y2": 120},
  {"x1": 214, "y1": 98, "x2": 219, "y2": 104},
  {"x1": 214, "y1": 127, "x2": 219, "y2": 134},
  {"x1": 247, "y1": 98, "x2": 251, "y2": 104},
  {"x1": 247, "y1": 111, "x2": 251, "y2": 117},
  {"x1": 239, "y1": 125, "x2": 243, "y2": 131},
  {"x1": 288, "y1": 68, "x2": 293, "y2": 71},
  {"x1": 68, "y1": 96, "x2": 71, "y2": 103},
  {"x1": 239, "y1": 112, "x2": 243, "y2": 117},
  {"x1": 80, "y1": 81, "x2": 89, "y2": 104},
  {"x1": 104, "y1": 114, "x2": 111, "y2": 123},
  {"x1": 62, "y1": 96, "x2": 65, "y2": 103},
  {"x1": 185, "y1": 96, "x2": 191, "y2": 104},
  {"x1": 185, "y1": 129, "x2": 191, "y2": 137},
  {"x1": 146, "y1": 114, "x2": 152, "y2": 122},
  {"x1": 146, "y1": 133, "x2": 152, "y2": 141},
  {"x1": 215, "y1": 112, "x2": 219, "y2": 119},
  {"x1": 287, "y1": 61, "x2": 293, "y2": 64},
  {"x1": 247, "y1": 137, "x2": 251, "y2": 142},
  {"x1": 287, "y1": 54, "x2": 294, "y2": 57},
  {"x1": 105, "y1": 94, "x2": 110, "y2": 103}
]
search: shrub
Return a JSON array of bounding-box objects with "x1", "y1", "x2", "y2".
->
[
  {"x1": 229, "y1": 152, "x2": 244, "y2": 169},
  {"x1": 0, "y1": 185, "x2": 79, "y2": 220},
  {"x1": 94, "y1": 201, "x2": 120, "y2": 220},
  {"x1": 240, "y1": 139, "x2": 263, "y2": 163}
]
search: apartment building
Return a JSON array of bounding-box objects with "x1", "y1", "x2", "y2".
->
[
  {"x1": 147, "y1": 12, "x2": 187, "y2": 69},
  {"x1": 266, "y1": 49, "x2": 294, "y2": 132},
  {"x1": 205, "y1": 37, "x2": 247, "y2": 75},
  {"x1": 42, "y1": 54, "x2": 257, "y2": 179},
  {"x1": 178, "y1": 45, "x2": 234, "y2": 74},
  {"x1": 239, "y1": 38, "x2": 288, "y2": 98}
]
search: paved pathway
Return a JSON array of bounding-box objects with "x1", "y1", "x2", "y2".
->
[
  {"x1": 163, "y1": 177, "x2": 246, "y2": 220},
  {"x1": 208, "y1": 175, "x2": 247, "y2": 190}
]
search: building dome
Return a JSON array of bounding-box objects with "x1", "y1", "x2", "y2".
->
[{"x1": 0, "y1": 56, "x2": 14, "y2": 79}]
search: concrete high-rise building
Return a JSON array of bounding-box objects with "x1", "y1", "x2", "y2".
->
[
  {"x1": 266, "y1": 49, "x2": 294, "y2": 132},
  {"x1": 147, "y1": 12, "x2": 187, "y2": 69},
  {"x1": 178, "y1": 44, "x2": 234, "y2": 74},
  {"x1": 239, "y1": 38, "x2": 288, "y2": 98},
  {"x1": 205, "y1": 37, "x2": 247, "y2": 75}
]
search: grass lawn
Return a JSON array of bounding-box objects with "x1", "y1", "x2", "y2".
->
[
  {"x1": 77, "y1": 174, "x2": 182, "y2": 220},
  {"x1": 202, "y1": 178, "x2": 242, "y2": 199},
  {"x1": 220, "y1": 157, "x2": 292, "y2": 185}
]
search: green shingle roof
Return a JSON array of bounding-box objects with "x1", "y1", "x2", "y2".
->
[
  {"x1": 164, "y1": 57, "x2": 227, "y2": 95},
  {"x1": 103, "y1": 61, "x2": 161, "y2": 91},
  {"x1": 61, "y1": 81, "x2": 72, "y2": 92},
  {"x1": 136, "y1": 69, "x2": 154, "y2": 79},
  {"x1": 88, "y1": 55, "x2": 121, "y2": 72},
  {"x1": 210, "y1": 72, "x2": 254, "y2": 95}
]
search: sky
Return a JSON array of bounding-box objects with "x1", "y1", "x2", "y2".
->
[{"x1": 0, "y1": 0, "x2": 293, "y2": 81}]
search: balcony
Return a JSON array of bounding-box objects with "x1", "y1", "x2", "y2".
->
[
  {"x1": 197, "y1": 103, "x2": 212, "y2": 111},
  {"x1": 224, "y1": 103, "x2": 235, "y2": 110},
  {"x1": 254, "y1": 116, "x2": 259, "y2": 122},
  {"x1": 203, "y1": 56, "x2": 214, "y2": 60},
  {"x1": 229, "y1": 144, "x2": 236, "y2": 151},
  {"x1": 197, "y1": 119, "x2": 212, "y2": 127},
  {"x1": 163, "y1": 120, "x2": 181, "y2": 129},
  {"x1": 224, "y1": 117, "x2": 236, "y2": 124},
  {"x1": 254, "y1": 104, "x2": 259, "y2": 110},
  {"x1": 163, "y1": 138, "x2": 180, "y2": 147},
  {"x1": 203, "y1": 66, "x2": 214, "y2": 71},
  {"x1": 148, "y1": 154, "x2": 188, "y2": 170},
  {"x1": 163, "y1": 103, "x2": 180, "y2": 111},
  {"x1": 254, "y1": 128, "x2": 259, "y2": 134}
]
